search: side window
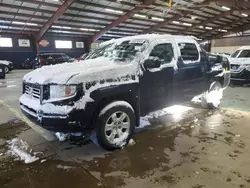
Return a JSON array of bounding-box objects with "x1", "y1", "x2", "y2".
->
[
  {"x1": 149, "y1": 43, "x2": 174, "y2": 64},
  {"x1": 178, "y1": 43, "x2": 199, "y2": 62},
  {"x1": 51, "y1": 54, "x2": 61, "y2": 59}
]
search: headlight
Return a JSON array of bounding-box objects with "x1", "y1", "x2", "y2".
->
[{"x1": 50, "y1": 85, "x2": 76, "y2": 99}]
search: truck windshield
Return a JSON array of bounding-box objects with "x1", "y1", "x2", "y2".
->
[
  {"x1": 238, "y1": 50, "x2": 250, "y2": 58},
  {"x1": 231, "y1": 50, "x2": 240, "y2": 58},
  {"x1": 87, "y1": 39, "x2": 148, "y2": 62}
]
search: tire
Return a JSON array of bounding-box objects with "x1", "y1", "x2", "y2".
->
[
  {"x1": 96, "y1": 101, "x2": 135, "y2": 151},
  {"x1": 4, "y1": 66, "x2": 9, "y2": 73},
  {"x1": 201, "y1": 82, "x2": 223, "y2": 109}
]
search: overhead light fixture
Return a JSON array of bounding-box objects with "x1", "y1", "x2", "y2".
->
[
  {"x1": 218, "y1": 29, "x2": 227, "y2": 32},
  {"x1": 0, "y1": 20, "x2": 10, "y2": 23},
  {"x1": 183, "y1": 22, "x2": 192, "y2": 26},
  {"x1": 0, "y1": 26, "x2": 10, "y2": 29},
  {"x1": 62, "y1": 26, "x2": 71, "y2": 29},
  {"x1": 12, "y1": 21, "x2": 26, "y2": 25},
  {"x1": 172, "y1": 21, "x2": 180, "y2": 24},
  {"x1": 198, "y1": 26, "x2": 204, "y2": 28},
  {"x1": 241, "y1": 13, "x2": 248, "y2": 17},
  {"x1": 12, "y1": 21, "x2": 37, "y2": 26},
  {"x1": 105, "y1": 8, "x2": 123, "y2": 14},
  {"x1": 222, "y1": 6, "x2": 230, "y2": 10},
  {"x1": 152, "y1": 17, "x2": 164, "y2": 21},
  {"x1": 52, "y1": 25, "x2": 61, "y2": 28},
  {"x1": 80, "y1": 28, "x2": 97, "y2": 32},
  {"x1": 205, "y1": 26, "x2": 212, "y2": 30},
  {"x1": 52, "y1": 26, "x2": 71, "y2": 29},
  {"x1": 134, "y1": 14, "x2": 147, "y2": 18},
  {"x1": 26, "y1": 23, "x2": 38, "y2": 26}
]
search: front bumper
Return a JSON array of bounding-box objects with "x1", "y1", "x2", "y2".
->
[
  {"x1": 20, "y1": 94, "x2": 87, "y2": 133},
  {"x1": 230, "y1": 67, "x2": 250, "y2": 83}
]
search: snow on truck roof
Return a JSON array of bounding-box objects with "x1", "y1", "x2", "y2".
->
[
  {"x1": 100, "y1": 34, "x2": 197, "y2": 47},
  {"x1": 239, "y1": 46, "x2": 250, "y2": 50}
]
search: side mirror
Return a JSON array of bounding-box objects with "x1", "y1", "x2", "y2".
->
[
  {"x1": 144, "y1": 59, "x2": 161, "y2": 70},
  {"x1": 215, "y1": 55, "x2": 222, "y2": 64}
]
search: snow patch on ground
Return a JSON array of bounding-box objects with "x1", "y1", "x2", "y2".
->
[
  {"x1": 147, "y1": 105, "x2": 193, "y2": 119},
  {"x1": 138, "y1": 105, "x2": 193, "y2": 129},
  {"x1": 6, "y1": 138, "x2": 39, "y2": 164},
  {"x1": 55, "y1": 132, "x2": 70, "y2": 142},
  {"x1": 56, "y1": 164, "x2": 75, "y2": 170}
]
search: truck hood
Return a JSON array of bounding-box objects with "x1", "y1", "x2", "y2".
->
[
  {"x1": 0, "y1": 60, "x2": 12, "y2": 66},
  {"x1": 23, "y1": 57, "x2": 138, "y2": 85},
  {"x1": 228, "y1": 57, "x2": 250, "y2": 65}
]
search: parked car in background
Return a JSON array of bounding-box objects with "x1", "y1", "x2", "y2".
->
[
  {"x1": 0, "y1": 60, "x2": 14, "y2": 73},
  {"x1": 20, "y1": 34, "x2": 230, "y2": 150},
  {"x1": 22, "y1": 58, "x2": 34, "y2": 69},
  {"x1": 33, "y1": 53, "x2": 74, "y2": 68},
  {"x1": 229, "y1": 46, "x2": 250, "y2": 84},
  {"x1": 75, "y1": 53, "x2": 89, "y2": 62}
]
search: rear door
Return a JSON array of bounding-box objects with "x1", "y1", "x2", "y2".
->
[
  {"x1": 139, "y1": 39, "x2": 179, "y2": 114},
  {"x1": 176, "y1": 42, "x2": 208, "y2": 101}
]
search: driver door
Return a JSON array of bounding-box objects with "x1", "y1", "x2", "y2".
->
[{"x1": 139, "y1": 39, "x2": 179, "y2": 114}]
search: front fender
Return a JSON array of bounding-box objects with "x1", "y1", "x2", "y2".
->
[{"x1": 89, "y1": 82, "x2": 140, "y2": 128}]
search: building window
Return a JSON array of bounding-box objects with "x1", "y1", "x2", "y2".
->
[
  {"x1": 0, "y1": 38, "x2": 13, "y2": 47},
  {"x1": 55, "y1": 40, "x2": 72, "y2": 49}
]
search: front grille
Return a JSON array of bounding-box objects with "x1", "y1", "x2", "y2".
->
[{"x1": 25, "y1": 85, "x2": 41, "y2": 100}]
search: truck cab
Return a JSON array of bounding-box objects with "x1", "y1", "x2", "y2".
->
[{"x1": 20, "y1": 34, "x2": 230, "y2": 150}]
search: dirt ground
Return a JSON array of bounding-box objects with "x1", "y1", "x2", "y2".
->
[{"x1": 0, "y1": 70, "x2": 250, "y2": 188}]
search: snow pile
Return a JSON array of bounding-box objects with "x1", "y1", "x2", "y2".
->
[
  {"x1": 55, "y1": 132, "x2": 84, "y2": 142},
  {"x1": 138, "y1": 116, "x2": 151, "y2": 128},
  {"x1": 205, "y1": 88, "x2": 223, "y2": 108},
  {"x1": 114, "y1": 132, "x2": 129, "y2": 147},
  {"x1": 6, "y1": 138, "x2": 39, "y2": 164},
  {"x1": 55, "y1": 132, "x2": 70, "y2": 142}
]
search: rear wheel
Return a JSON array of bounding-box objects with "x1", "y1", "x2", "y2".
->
[
  {"x1": 201, "y1": 82, "x2": 223, "y2": 109},
  {"x1": 96, "y1": 101, "x2": 135, "y2": 151}
]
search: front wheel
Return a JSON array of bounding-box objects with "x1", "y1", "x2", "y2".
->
[
  {"x1": 4, "y1": 66, "x2": 9, "y2": 73},
  {"x1": 96, "y1": 101, "x2": 135, "y2": 151},
  {"x1": 201, "y1": 82, "x2": 223, "y2": 109}
]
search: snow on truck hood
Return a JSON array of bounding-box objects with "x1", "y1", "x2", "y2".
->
[{"x1": 23, "y1": 57, "x2": 138, "y2": 85}]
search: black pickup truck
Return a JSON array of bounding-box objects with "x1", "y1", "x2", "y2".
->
[{"x1": 20, "y1": 34, "x2": 230, "y2": 150}]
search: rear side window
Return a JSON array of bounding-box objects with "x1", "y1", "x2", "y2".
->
[
  {"x1": 179, "y1": 43, "x2": 199, "y2": 62},
  {"x1": 238, "y1": 50, "x2": 250, "y2": 58},
  {"x1": 51, "y1": 54, "x2": 62, "y2": 59},
  {"x1": 40, "y1": 55, "x2": 51, "y2": 59},
  {"x1": 149, "y1": 43, "x2": 174, "y2": 64}
]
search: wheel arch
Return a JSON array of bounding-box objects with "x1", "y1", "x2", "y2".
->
[{"x1": 90, "y1": 87, "x2": 140, "y2": 130}]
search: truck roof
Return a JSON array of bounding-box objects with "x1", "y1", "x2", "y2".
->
[
  {"x1": 239, "y1": 46, "x2": 250, "y2": 50},
  {"x1": 100, "y1": 34, "x2": 197, "y2": 47}
]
